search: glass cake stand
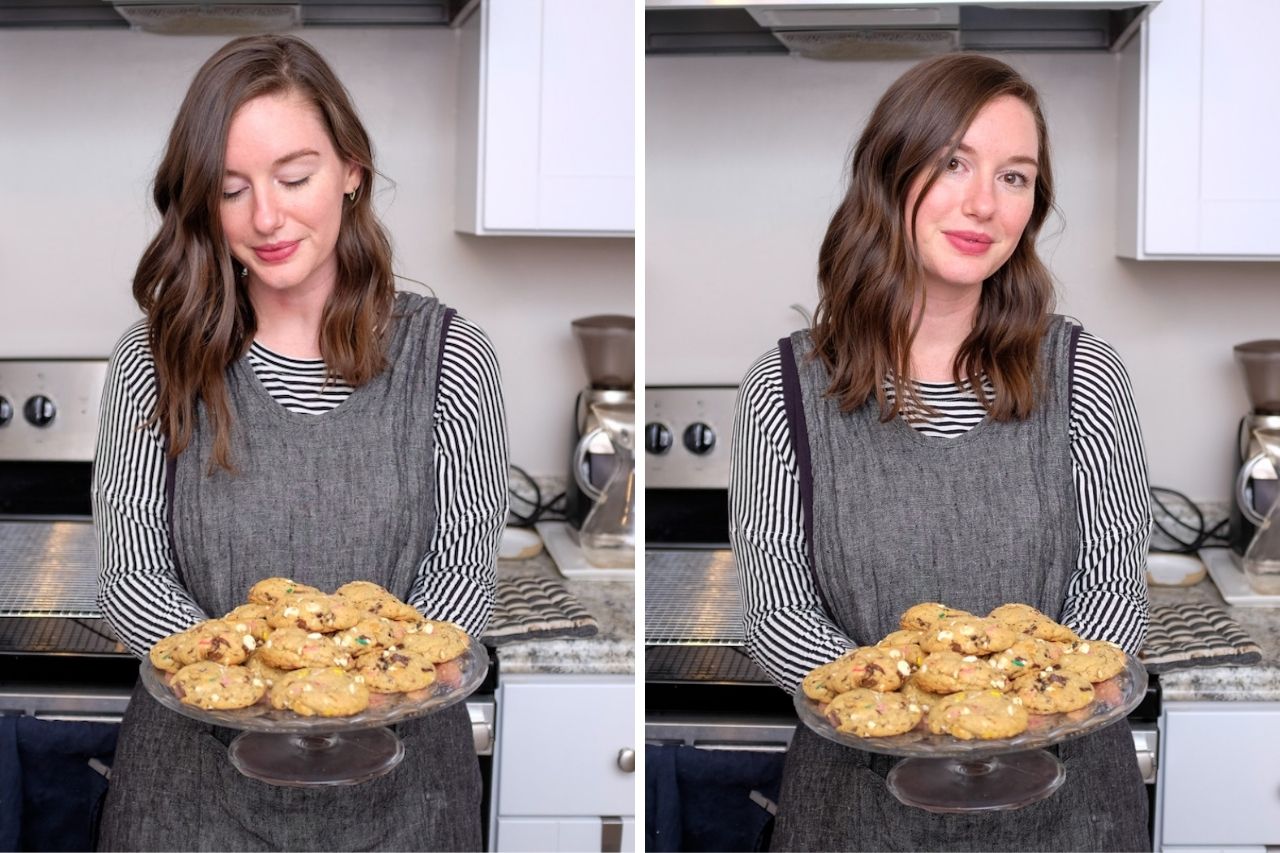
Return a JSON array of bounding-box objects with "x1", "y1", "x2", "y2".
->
[
  {"x1": 793, "y1": 654, "x2": 1147, "y2": 813},
  {"x1": 141, "y1": 642, "x2": 488, "y2": 787}
]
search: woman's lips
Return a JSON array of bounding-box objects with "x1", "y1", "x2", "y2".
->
[
  {"x1": 944, "y1": 232, "x2": 994, "y2": 256},
  {"x1": 253, "y1": 240, "x2": 300, "y2": 263}
]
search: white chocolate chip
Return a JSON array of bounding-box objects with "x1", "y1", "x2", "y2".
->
[
  {"x1": 937, "y1": 630, "x2": 954, "y2": 641},
  {"x1": 307, "y1": 632, "x2": 322, "y2": 640},
  {"x1": 283, "y1": 607, "x2": 299, "y2": 618},
  {"x1": 896, "y1": 660, "x2": 911, "y2": 676},
  {"x1": 962, "y1": 655, "x2": 978, "y2": 662},
  {"x1": 242, "y1": 635, "x2": 256, "y2": 651}
]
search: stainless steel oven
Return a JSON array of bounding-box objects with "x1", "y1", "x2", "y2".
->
[{"x1": 642, "y1": 384, "x2": 1160, "y2": 843}]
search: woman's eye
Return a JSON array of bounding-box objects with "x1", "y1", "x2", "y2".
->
[
  {"x1": 283, "y1": 176, "x2": 311, "y2": 189},
  {"x1": 222, "y1": 188, "x2": 245, "y2": 201},
  {"x1": 945, "y1": 158, "x2": 962, "y2": 172},
  {"x1": 1001, "y1": 171, "x2": 1030, "y2": 187}
]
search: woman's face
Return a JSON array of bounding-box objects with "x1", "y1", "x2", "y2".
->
[
  {"x1": 904, "y1": 95, "x2": 1039, "y2": 298},
  {"x1": 220, "y1": 89, "x2": 360, "y2": 303}
]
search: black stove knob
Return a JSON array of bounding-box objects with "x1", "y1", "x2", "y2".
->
[
  {"x1": 0, "y1": 396, "x2": 11, "y2": 427},
  {"x1": 683, "y1": 422, "x2": 716, "y2": 456},
  {"x1": 24, "y1": 395, "x2": 55, "y2": 427},
  {"x1": 645, "y1": 422, "x2": 673, "y2": 455}
]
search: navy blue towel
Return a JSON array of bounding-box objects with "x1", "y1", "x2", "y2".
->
[
  {"x1": 0, "y1": 717, "x2": 118, "y2": 852},
  {"x1": 646, "y1": 743, "x2": 785, "y2": 852}
]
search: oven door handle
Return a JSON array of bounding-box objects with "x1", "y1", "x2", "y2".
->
[{"x1": 33, "y1": 713, "x2": 124, "y2": 724}]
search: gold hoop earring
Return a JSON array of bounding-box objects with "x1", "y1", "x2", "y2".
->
[{"x1": 348, "y1": 187, "x2": 359, "y2": 203}]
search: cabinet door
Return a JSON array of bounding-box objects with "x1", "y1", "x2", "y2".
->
[
  {"x1": 477, "y1": 0, "x2": 634, "y2": 235},
  {"x1": 497, "y1": 676, "x2": 635, "y2": 817},
  {"x1": 1160, "y1": 705, "x2": 1280, "y2": 846},
  {"x1": 1142, "y1": 0, "x2": 1280, "y2": 257}
]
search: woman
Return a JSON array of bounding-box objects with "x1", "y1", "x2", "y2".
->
[
  {"x1": 93, "y1": 35, "x2": 508, "y2": 850},
  {"x1": 729, "y1": 54, "x2": 1152, "y2": 851}
]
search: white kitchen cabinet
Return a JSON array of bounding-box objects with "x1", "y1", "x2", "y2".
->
[
  {"x1": 1117, "y1": 0, "x2": 1280, "y2": 260},
  {"x1": 1155, "y1": 702, "x2": 1280, "y2": 850},
  {"x1": 455, "y1": 0, "x2": 635, "y2": 237},
  {"x1": 492, "y1": 673, "x2": 635, "y2": 851}
]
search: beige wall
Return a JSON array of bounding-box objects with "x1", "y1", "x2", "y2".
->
[
  {"x1": 647, "y1": 51, "x2": 1280, "y2": 501},
  {"x1": 0, "y1": 27, "x2": 633, "y2": 476}
]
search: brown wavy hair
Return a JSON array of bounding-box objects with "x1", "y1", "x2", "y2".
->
[
  {"x1": 811, "y1": 53, "x2": 1056, "y2": 421},
  {"x1": 133, "y1": 34, "x2": 395, "y2": 472}
]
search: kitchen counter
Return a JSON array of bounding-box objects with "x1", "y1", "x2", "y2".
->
[
  {"x1": 491, "y1": 550, "x2": 634, "y2": 677},
  {"x1": 1150, "y1": 577, "x2": 1280, "y2": 702}
]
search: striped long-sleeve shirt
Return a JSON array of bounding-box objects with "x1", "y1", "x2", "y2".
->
[
  {"x1": 729, "y1": 327, "x2": 1152, "y2": 694},
  {"x1": 93, "y1": 312, "x2": 510, "y2": 659}
]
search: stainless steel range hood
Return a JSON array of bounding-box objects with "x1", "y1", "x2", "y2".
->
[
  {"x1": 646, "y1": 1, "x2": 1160, "y2": 57},
  {"x1": 0, "y1": 0, "x2": 468, "y2": 31}
]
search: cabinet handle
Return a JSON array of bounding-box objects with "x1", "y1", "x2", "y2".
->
[{"x1": 617, "y1": 747, "x2": 635, "y2": 773}]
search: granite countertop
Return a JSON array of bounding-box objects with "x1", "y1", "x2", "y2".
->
[
  {"x1": 1150, "y1": 578, "x2": 1280, "y2": 702},
  {"x1": 490, "y1": 550, "x2": 634, "y2": 677}
]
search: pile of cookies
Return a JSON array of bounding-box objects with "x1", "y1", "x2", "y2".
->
[
  {"x1": 148, "y1": 578, "x2": 470, "y2": 718},
  {"x1": 802, "y1": 603, "x2": 1128, "y2": 741}
]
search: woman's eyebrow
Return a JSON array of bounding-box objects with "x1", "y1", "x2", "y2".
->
[
  {"x1": 224, "y1": 148, "x2": 320, "y2": 177},
  {"x1": 955, "y1": 141, "x2": 1038, "y2": 168}
]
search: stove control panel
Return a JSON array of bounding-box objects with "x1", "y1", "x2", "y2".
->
[
  {"x1": 646, "y1": 386, "x2": 737, "y2": 489},
  {"x1": 0, "y1": 360, "x2": 108, "y2": 462}
]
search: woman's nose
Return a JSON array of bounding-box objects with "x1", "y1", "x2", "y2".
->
[
  {"x1": 252, "y1": 188, "x2": 285, "y2": 234},
  {"x1": 962, "y1": 176, "x2": 996, "y2": 220}
]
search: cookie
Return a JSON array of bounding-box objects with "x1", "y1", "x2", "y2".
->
[
  {"x1": 334, "y1": 581, "x2": 423, "y2": 622},
  {"x1": 802, "y1": 654, "x2": 853, "y2": 702},
  {"x1": 354, "y1": 648, "x2": 437, "y2": 694},
  {"x1": 397, "y1": 620, "x2": 470, "y2": 664},
  {"x1": 247, "y1": 577, "x2": 323, "y2": 607},
  {"x1": 988, "y1": 603, "x2": 1079, "y2": 643},
  {"x1": 876, "y1": 630, "x2": 926, "y2": 668},
  {"x1": 149, "y1": 632, "x2": 195, "y2": 674},
  {"x1": 927, "y1": 690, "x2": 1029, "y2": 740},
  {"x1": 920, "y1": 617, "x2": 1017, "y2": 656},
  {"x1": 898, "y1": 675, "x2": 947, "y2": 714},
  {"x1": 257, "y1": 627, "x2": 352, "y2": 670},
  {"x1": 267, "y1": 594, "x2": 363, "y2": 633},
  {"x1": 1012, "y1": 669, "x2": 1096, "y2": 713},
  {"x1": 224, "y1": 603, "x2": 273, "y2": 643},
  {"x1": 188, "y1": 619, "x2": 253, "y2": 664},
  {"x1": 170, "y1": 662, "x2": 266, "y2": 710},
  {"x1": 914, "y1": 651, "x2": 1008, "y2": 694},
  {"x1": 899, "y1": 603, "x2": 973, "y2": 633},
  {"x1": 333, "y1": 616, "x2": 415, "y2": 655},
  {"x1": 990, "y1": 637, "x2": 1068, "y2": 678},
  {"x1": 826, "y1": 646, "x2": 908, "y2": 693},
  {"x1": 245, "y1": 650, "x2": 292, "y2": 688},
  {"x1": 269, "y1": 667, "x2": 370, "y2": 717},
  {"x1": 1057, "y1": 640, "x2": 1126, "y2": 682},
  {"x1": 824, "y1": 688, "x2": 923, "y2": 737}
]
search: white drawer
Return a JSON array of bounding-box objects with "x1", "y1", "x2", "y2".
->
[
  {"x1": 1160, "y1": 704, "x2": 1280, "y2": 846},
  {"x1": 497, "y1": 675, "x2": 635, "y2": 817}
]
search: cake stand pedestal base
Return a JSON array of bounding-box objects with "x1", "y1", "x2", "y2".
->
[
  {"x1": 228, "y1": 727, "x2": 405, "y2": 787},
  {"x1": 886, "y1": 749, "x2": 1066, "y2": 813}
]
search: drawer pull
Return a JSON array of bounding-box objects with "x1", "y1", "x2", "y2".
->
[{"x1": 617, "y1": 748, "x2": 636, "y2": 773}]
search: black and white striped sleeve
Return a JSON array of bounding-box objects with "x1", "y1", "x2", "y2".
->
[
  {"x1": 93, "y1": 322, "x2": 207, "y2": 659},
  {"x1": 729, "y1": 347, "x2": 855, "y2": 694},
  {"x1": 405, "y1": 315, "x2": 508, "y2": 638},
  {"x1": 1060, "y1": 331, "x2": 1152, "y2": 655}
]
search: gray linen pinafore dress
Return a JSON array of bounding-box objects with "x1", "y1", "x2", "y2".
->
[
  {"x1": 98, "y1": 293, "x2": 483, "y2": 852},
  {"x1": 769, "y1": 316, "x2": 1149, "y2": 852}
]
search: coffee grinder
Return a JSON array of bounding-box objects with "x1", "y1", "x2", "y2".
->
[
  {"x1": 565, "y1": 315, "x2": 635, "y2": 536},
  {"x1": 1228, "y1": 340, "x2": 1280, "y2": 560}
]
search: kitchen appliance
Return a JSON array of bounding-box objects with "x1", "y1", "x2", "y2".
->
[
  {"x1": 574, "y1": 402, "x2": 636, "y2": 568},
  {"x1": 643, "y1": 385, "x2": 1161, "y2": 834},
  {"x1": 565, "y1": 316, "x2": 635, "y2": 535},
  {"x1": 1228, "y1": 341, "x2": 1280, "y2": 563},
  {"x1": 0, "y1": 359, "x2": 498, "y2": 833},
  {"x1": 645, "y1": 1, "x2": 1158, "y2": 56}
]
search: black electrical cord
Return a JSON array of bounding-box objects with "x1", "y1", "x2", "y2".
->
[
  {"x1": 1149, "y1": 486, "x2": 1230, "y2": 554},
  {"x1": 507, "y1": 464, "x2": 568, "y2": 528}
]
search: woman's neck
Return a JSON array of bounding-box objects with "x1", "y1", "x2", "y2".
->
[
  {"x1": 909, "y1": 287, "x2": 980, "y2": 382},
  {"x1": 248, "y1": 282, "x2": 330, "y2": 360}
]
